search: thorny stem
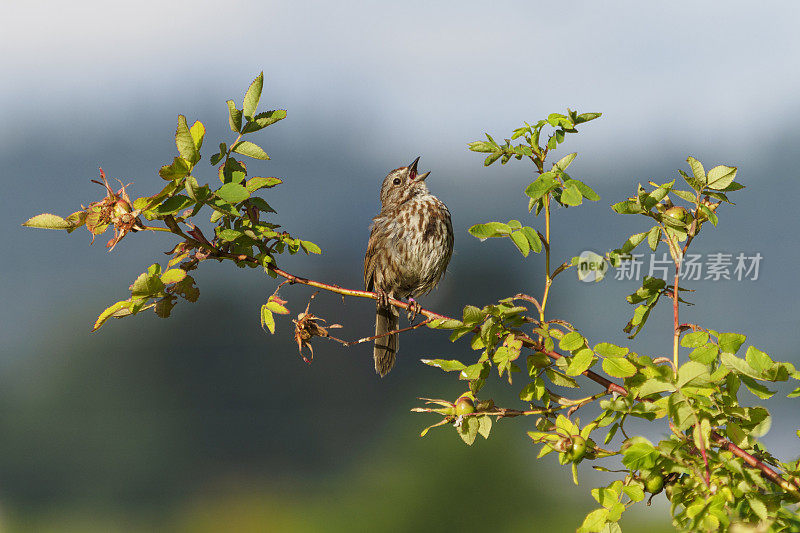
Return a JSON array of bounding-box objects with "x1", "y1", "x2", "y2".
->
[
  {"x1": 673, "y1": 264, "x2": 680, "y2": 370},
  {"x1": 148, "y1": 223, "x2": 799, "y2": 498},
  {"x1": 540, "y1": 195, "x2": 552, "y2": 322}
]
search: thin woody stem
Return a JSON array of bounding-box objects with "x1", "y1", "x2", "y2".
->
[
  {"x1": 327, "y1": 318, "x2": 433, "y2": 347},
  {"x1": 149, "y1": 227, "x2": 798, "y2": 497}
]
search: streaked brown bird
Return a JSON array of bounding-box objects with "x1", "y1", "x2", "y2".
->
[{"x1": 364, "y1": 157, "x2": 454, "y2": 377}]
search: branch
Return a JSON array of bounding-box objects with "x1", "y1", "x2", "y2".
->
[{"x1": 202, "y1": 248, "x2": 798, "y2": 497}]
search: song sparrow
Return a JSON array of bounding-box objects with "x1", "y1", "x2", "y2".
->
[{"x1": 364, "y1": 157, "x2": 454, "y2": 377}]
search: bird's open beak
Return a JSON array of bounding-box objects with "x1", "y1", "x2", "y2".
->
[{"x1": 408, "y1": 156, "x2": 430, "y2": 181}]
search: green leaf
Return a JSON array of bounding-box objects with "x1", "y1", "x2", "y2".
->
[
  {"x1": 468, "y1": 222, "x2": 512, "y2": 240},
  {"x1": 687, "y1": 156, "x2": 706, "y2": 184},
  {"x1": 621, "y1": 441, "x2": 657, "y2": 470},
  {"x1": 227, "y1": 100, "x2": 242, "y2": 133},
  {"x1": 561, "y1": 183, "x2": 583, "y2": 206},
  {"x1": 620, "y1": 232, "x2": 647, "y2": 253},
  {"x1": 242, "y1": 72, "x2": 264, "y2": 119},
  {"x1": 525, "y1": 176, "x2": 559, "y2": 201},
  {"x1": 720, "y1": 352, "x2": 760, "y2": 379},
  {"x1": 677, "y1": 360, "x2": 710, "y2": 388},
  {"x1": 260, "y1": 304, "x2": 275, "y2": 333},
  {"x1": 189, "y1": 120, "x2": 205, "y2": 152},
  {"x1": 740, "y1": 375, "x2": 776, "y2": 399},
  {"x1": 646, "y1": 226, "x2": 661, "y2": 251},
  {"x1": 564, "y1": 179, "x2": 600, "y2": 201},
  {"x1": 560, "y1": 331, "x2": 585, "y2": 351},
  {"x1": 577, "y1": 508, "x2": 608, "y2": 533},
  {"x1": 22, "y1": 213, "x2": 74, "y2": 230},
  {"x1": 232, "y1": 141, "x2": 269, "y2": 160},
  {"x1": 129, "y1": 269, "x2": 165, "y2": 296},
  {"x1": 92, "y1": 299, "x2": 132, "y2": 331},
  {"x1": 706, "y1": 165, "x2": 737, "y2": 190},
  {"x1": 421, "y1": 359, "x2": 467, "y2": 372},
  {"x1": 546, "y1": 368, "x2": 579, "y2": 388},
  {"x1": 160, "y1": 269, "x2": 187, "y2": 284},
  {"x1": 509, "y1": 230, "x2": 530, "y2": 256},
  {"x1": 457, "y1": 416, "x2": 479, "y2": 445},
  {"x1": 243, "y1": 109, "x2": 287, "y2": 134},
  {"x1": 622, "y1": 484, "x2": 645, "y2": 503},
  {"x1": 216, "y1": 183, "x2": 250, "y2": 204},
  {"x1": 300, "y1": 240, "x2": 322, "y2": 254},
  {"x1": 468, "y1": 141, "x2": 496, "y2": 153},
  {"x1": 158, "y1": 157, "x2": 191, "y2": 180},
  {"x1": 553, "y1": 152, "x2": 577, "y2": 172},
  {"x1": 688, "y1": 343, "x2": 719, "y2": 365},
  {"x1": 566, "y1": 348, "x2": 594, "y2": 376},
  {"x1": 175, "y1": 115, "x2": 199, "y2": 164},
  {"x1": 244, "y1": 177, "x2": 282, "y2": 194},
  {"x1": 477, "y1": 415, "x2": 492, "y2": 439},
  {"x1": 155, "y1": 195, "x2": 194, "y2": 215},
  {"x1": 519, "y1": 226, "x2": 542, "y2": 253},
  {"x1": 218, "y1": 229, "x2": 243, "y2": 242},
  {"x1": 745, "y1": 346, "x2": 774, "y2": 375},
  {"x1": 611, "y1": 199, "x2": 644, "y2": 215},
  {"x1": 602, "y1": 358, "x2": 636, "y2": 378},
  {"x1": 681, "y1": 331, "x2": 709, "y2": 347},
  {"x1": 594, "y1": 342, "x2": 629, "y2": 358},
  {"x1": 638, "y1": 378, "x2": 676, "y2": 398}
]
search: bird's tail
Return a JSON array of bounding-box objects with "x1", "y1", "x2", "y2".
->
[{"x1": 374, "y1": 304, "x2": 399, "y2": 377}]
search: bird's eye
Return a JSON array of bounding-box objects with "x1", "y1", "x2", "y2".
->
[{"x1": 393, "y1": 177, "x2": 401, "y2": 185}]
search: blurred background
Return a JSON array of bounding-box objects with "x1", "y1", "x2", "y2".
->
[{"x1": 2, "y1": 1, "x2": 800, "y2": 531}]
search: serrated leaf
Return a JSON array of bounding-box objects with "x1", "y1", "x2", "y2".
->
[
  {"x1": 216, "y1": 183, "x2": 250, "y2": 203},
  {"x1": 22, "y1": 213, "x2": 74, "y2": 230},
  {"x1": 232, "y1": 141, "x2": 269, "y2": 160},
  {"x1": 155, "y1": 195, "x2": 194, "y2": 215},
  {"x1": 510, "y1": 230, "x2": 530, "y2": 256},
  {"x1": 421, "y1": 359, "x2": 467, "y2": 371},
  {"x1": 611, "y1": 199, "x2": 644, "y2": 215},
  {"x1": 189, "y1": 120, "x2": 205, "y2": 151},
  {"x1": 468, "y1": 222, "x2": 512, "y2": 240},
  {"x1": 554, "y1": 152, "x2": 577, "y2": 172},
  {"x1": 560, "y1": 331, "x2": 585, "y2": 351},
  {"x1": 519, "y1": 226, "x2": 542, "y2": 253},
  {"x1": 564, "y1": 178, "x2": 600, "y2": 201},
  {"x1": 260, "y1": 305, "x2": 275, "y2": 333},
  {"x1": 92, "y1": 300, "x2": 132, "y2": 331},
  {"x1": 525, "y1": 176, "x2": 559, "y2": 201},
  {"x1": 175, "y1": 115, "x2": 199, "y2": 164},
  {"x1": 245, "y1": 176, "x2": 282, "y2": 192},
  {"x1": 300, "y1": 240, "x2": 322, "y2": 254},
  {"x1": 687, "y1": 156, "x2": 706, "y2": 184},
  {"x1": 677, "y1": 360, "x2": 710, "y2": 388},
  {"x1": 561, "y1": 183, "x2": 583, "y2": 206},
  {"x1": 594, "y1": 342, "x2": 629, "y2": 358},
  {"x1": 243, "y1": 72, "x2": 264, "y2": 119},
  {"x1": 602, "y1": 358, "x2": 636, "y2": 378},
  {"x1": 578, "y1": 508, "x2": 609, "y2": 533},
  {"x1": 160, "y1": 269, "x2": 187, "y2": 284},
  {"x1": 158, "y1": 157, "x2": 192, "y2": 181},
  {"x1": 457, "y1": 416, "x2": 479, "y2": 445},
  {"x1": 681, "y1": 331, "x2": 709, "y2": 348},
  {"x1": 745, "y1": 346, "x2": 774, "y2": 375},
  {"x1": 477, "y1": 415, "x2": 492, "y2": 439},
  {"x1": 227, "y1": 100, "x2": 242, "y2": 133},
  {"x1": 647, "y1": 226, "x2": 661, "y2": 251},
  {"x1": 567, "y1": 348, "x2": 594, "y2": 376},
  {"x1": 706, "y1": 165, "x2": 737, "y2": 190}
]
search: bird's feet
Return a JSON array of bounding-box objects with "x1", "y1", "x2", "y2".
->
[
  {"x1": 376, "y1": 288, "x2": 390, "y2": 308},
  {"x1": 407, "y1": 297, "x2": 421, "y2": 323}
]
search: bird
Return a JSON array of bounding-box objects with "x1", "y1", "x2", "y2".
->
[{"x1": 364, "y1": 157, "x2": 454, "y2": 377}]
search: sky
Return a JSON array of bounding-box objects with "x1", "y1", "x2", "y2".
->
[{"x1": 2, "y1": 1, "x2": 800, "y2": 529}]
